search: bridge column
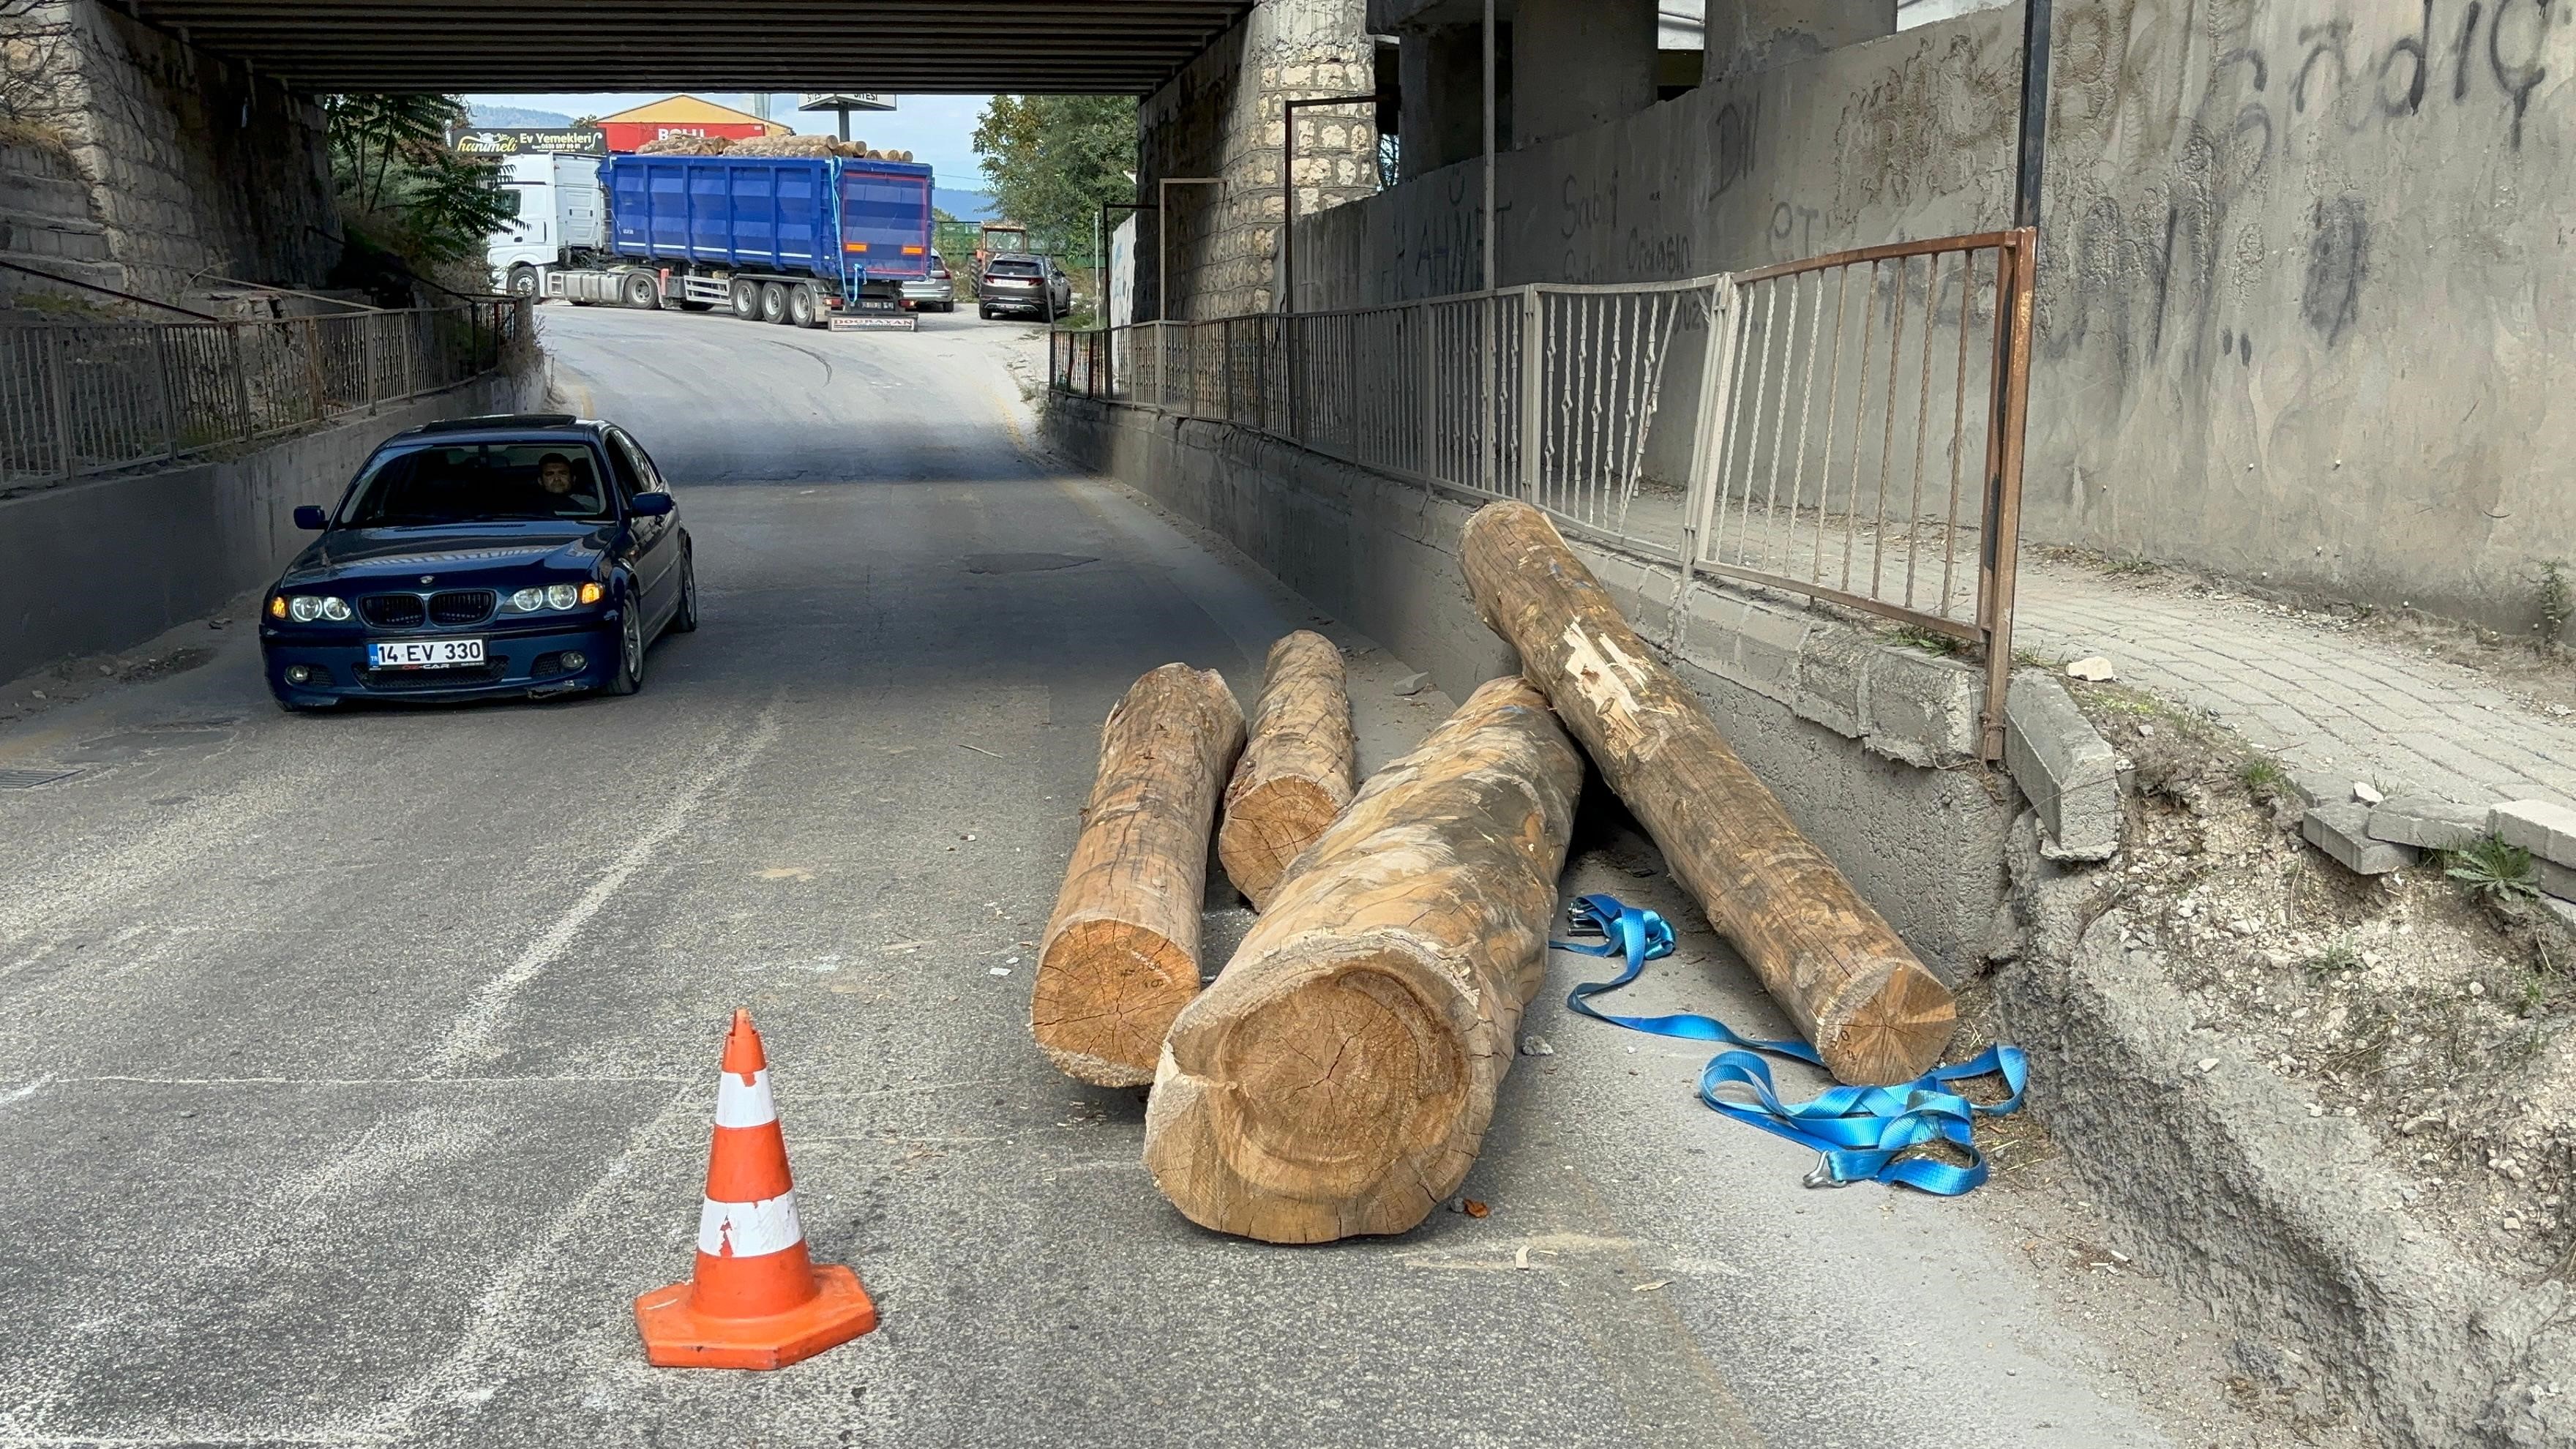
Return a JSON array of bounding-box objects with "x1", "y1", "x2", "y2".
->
[
  {"x1": 1138, "y1": 0, "x2": 1378, "y2": 320},
  {"x1": 1508, "y1": 0, "x2": 1655, "y2": 148},
  {"x1": 1704, "y1": 0, "x2": 1895, "y2": 80},
  {"x1": 1396, "y1": 23, "x2": 1483, "y2": 179}
]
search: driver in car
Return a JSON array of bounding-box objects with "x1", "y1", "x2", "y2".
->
[{"x1": 536, "y1": 452, "x2": 602, "y2": 513}]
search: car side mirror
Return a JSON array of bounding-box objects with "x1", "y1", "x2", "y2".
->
[
  {"x1": 627, "y1": 492, "x2": 675, "y2": 518},
  {"x1": 293, "y1": 505, "x2": 329, "y2": 531}
]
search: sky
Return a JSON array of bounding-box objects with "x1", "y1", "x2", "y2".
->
[{"x1": 462, "y1": 92, "x2": 995, "y2": 190}]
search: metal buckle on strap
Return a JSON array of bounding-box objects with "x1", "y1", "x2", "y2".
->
[{"x1": 1802, "y1": 1152, "x2": 1855, "y2": 1189}]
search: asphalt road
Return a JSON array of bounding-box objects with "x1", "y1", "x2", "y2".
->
[{"x1": 0, "y1": 306, "x2": 2201, "y2": 1448}]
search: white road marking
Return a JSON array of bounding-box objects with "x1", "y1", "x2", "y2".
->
[
  {"x1": 426, "y1": 701, "x2": 782, "y2": 1074},
  {"x1": 0, "y1": 1076, "x2": 50, "y2": 1109}
]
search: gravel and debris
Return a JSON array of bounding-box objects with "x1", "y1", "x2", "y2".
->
[{"x1": 2070, "y1": 679, "x2": 2576, "y2": 1279}]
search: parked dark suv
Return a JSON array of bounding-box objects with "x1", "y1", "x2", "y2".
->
[{"x1": 979, "y1": 254, "x2": 1072, "y2": 321}]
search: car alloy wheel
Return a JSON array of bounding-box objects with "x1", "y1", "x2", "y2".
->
[
  {"x1": 606, "y1": 604, "x2": 646, "y2": 695},
  {"x1": 672, "y1": 550, "x2": 700, "y2": 633}
]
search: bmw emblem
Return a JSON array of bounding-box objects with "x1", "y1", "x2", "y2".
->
[{"x1": 420, "y1": 574, "x2": 436, "y2": 584}]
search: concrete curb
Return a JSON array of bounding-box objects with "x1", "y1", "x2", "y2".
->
[
  {"x1": 2002, "y1": 672, "x2": 2121, "y2": 861},
  {"x1": 1996, "y1": 813, "x2": 2576, "y2": 1448}
]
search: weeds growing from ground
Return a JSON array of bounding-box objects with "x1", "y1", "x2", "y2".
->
[
  {"x1": 2539, "y1": 561, "x2": 2572, "y2": 646},
  {"x1": 2103, "y1": 554, "x2": 2160, "y2": 576},
  {"x1": 2302, "y1": 938, "x2": 2360, "y2": 981},
  {"x1": 2442, "y1": 836, "x2": 2541, "y2": 902},
  {"x1": 2239, "y1": 755, "x2": 2287, "y2": 804},
  {"x1": 1890, "y1": 625, "x2": 1963, "y2": 656}
]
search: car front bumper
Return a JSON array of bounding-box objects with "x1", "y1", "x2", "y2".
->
[{"x1": 260, "y1": 619, "x2": 622, "y2": 705}]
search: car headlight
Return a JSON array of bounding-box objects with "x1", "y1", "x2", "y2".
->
[
  {"x1": 506, "y1": 583, "x2": 601, "y2": 613},
  {"x1": 287, "y1": 595, "x2": 348, "y2": 623}
]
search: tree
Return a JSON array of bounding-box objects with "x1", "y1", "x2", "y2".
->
[
  {"x1": 971, "y1": 95, "x2": 1137, "y2": 258},
  {"x1": 322, "y1": 93, "x2": 515, "y2": 266}
]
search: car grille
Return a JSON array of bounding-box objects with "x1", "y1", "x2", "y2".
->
[
  {"x1": 428, "y1": 589, "x2": 495, "y2": 626},
  {"x1": 357, "y1": 660, "x2": 506, "y2": 691},
  {"x1": 360, "y1": 594, "x2": 427, "y2": 628}
]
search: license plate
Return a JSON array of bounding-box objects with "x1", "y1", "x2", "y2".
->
[{"x1": 370, "y1": 637, "x2": 484, "y2": 669}]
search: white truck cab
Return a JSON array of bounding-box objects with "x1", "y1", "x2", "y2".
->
[{"x1": 487, "y1": 153, "x2": 605, "y2": 296}]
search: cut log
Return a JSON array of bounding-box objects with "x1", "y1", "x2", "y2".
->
[
  {"x1": 1218, "y1": 631, "x2": 1359, "y2": 909},
  {"x1": 1143, "y1": 677, "x2": 1580, "y2": 1243},
  {"x1": 1459, "y1": 501, "x2": 1955, "y2": 1085},
  {"x1": 1030, "y1": 664, "x2": 1246, "y2": 1086}
]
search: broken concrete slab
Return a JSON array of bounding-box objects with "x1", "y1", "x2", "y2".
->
[
  {"x1": 2302, "y1": 803, "x2": 2416, "y2": 875},
  {"x1": 2064, "y1": 655, "x2": 2116, "y2": 681},
  {"x1": 2490, "y1": 798, "x2": 2576, "y2": 869},
  {"x1": 2004, "y1": 673, "x2": 2120, "y2": 861},
  {"x1": 2541, "y1": 857, "x2": 2576, "y2": 903},
  {"x1": 2286, "y1": 771, "x2": 2351, "y2": 812},
  {"x1": 2365, "y1": 795, "x2": 2488, "y2": 852}
]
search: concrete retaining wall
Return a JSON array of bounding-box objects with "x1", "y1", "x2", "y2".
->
[
  {"x1": 1289, "y1": 0, "x2": 2576, "y2": 637},
  {"x1": 1044, "y1": 394, "x2": 2018, "y2": 978},
  {"x1": 0, "y1": 369, "x2": 539, "y2": 682}
]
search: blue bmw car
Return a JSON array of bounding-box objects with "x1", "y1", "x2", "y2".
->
[{"x1": 259, "y1": 414, "x2": 696, "y2": 710}]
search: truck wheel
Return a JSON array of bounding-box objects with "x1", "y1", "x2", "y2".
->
[
  {"x1": 729, "y1": 278, "x2": 760, "y2": 321},
  {"x1": 759, "y1": 282, "x2": 790, "y2": 325},
  {"x1": 786, "y1": 284, "x2": 820, "y2": 328},
  {"x1": 621, "y1": 272, "x2": 661, "y2": 310},
  {"x1": 508, "y1": 264, "x2": 539, "y2": 299}
]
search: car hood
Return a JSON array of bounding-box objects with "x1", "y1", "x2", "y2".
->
[{"x1": 283, "y1": 523, "x2": 613, "y2": 585}]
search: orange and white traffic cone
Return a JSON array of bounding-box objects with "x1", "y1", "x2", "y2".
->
[{"x1": 634, "y1": 1008, "x2": 877, "y2": 1369}]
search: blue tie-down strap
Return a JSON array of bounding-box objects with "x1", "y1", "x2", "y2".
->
[{"x1": 1550, "y1": 893, "x2": 2028, "y2": 1195}]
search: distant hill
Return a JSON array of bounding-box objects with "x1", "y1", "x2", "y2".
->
[
  {"x1": 470, "y1": 104, "x2": 575, "y2": 127},
  {"x1": 935, "y1": 189, "x2": 997, "y2": 222}
]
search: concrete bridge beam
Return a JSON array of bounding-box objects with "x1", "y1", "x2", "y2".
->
[{"x1": 1703, "y1": 0, "x2": 1895, "y2": 80}]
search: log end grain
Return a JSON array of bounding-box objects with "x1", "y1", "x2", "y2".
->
[
  {"x1": 1145, "y1": 939, "x2": 1475, "y2": 1243},
  {"x1": 1821, "y1": 957, "x2": 1961, "y2": 1087},
  {"x1": 1030, "y1": 917, "x2": 1203, "y2": 1087},
  {"x1": 1216, "y1": 774, "x2": 1344, "y2": 910}
]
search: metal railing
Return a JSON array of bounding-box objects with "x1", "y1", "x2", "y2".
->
[
  {"x1": 1048, "y1": 228, "x2": 2036, "y2": 759},
  {"x1": 1, "y1": 300, "x2": 528, "y2": 492}
]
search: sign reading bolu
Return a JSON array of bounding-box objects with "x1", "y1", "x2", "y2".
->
[{"x1": 452, "y1": 127, "x2": 607, "y2": 156}]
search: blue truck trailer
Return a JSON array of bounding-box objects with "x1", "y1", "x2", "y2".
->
[{"x1": 542, "y1": 154, "x2": 935, "y2": 330}]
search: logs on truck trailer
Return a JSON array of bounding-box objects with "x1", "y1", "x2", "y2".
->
[
  {"x1": 1144, "y1": 678, "x2": 1581, "y2": 1243},
  {"x1": 1030, "y1": 664, "x2": 1246, "y2": 1087},
  {"x1": 1217, "y1": 631, "x2": 1358, "y2": 910},
  {"x1": 1459, "y1": 501, "x2": 1957, "y2": 1085}
]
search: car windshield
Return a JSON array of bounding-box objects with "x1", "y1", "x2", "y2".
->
[{"x1": 338, "y1": 442, "x2": 614, "y2": 526}]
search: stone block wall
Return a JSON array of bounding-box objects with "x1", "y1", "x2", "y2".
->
[
  {"x1": 1138, "y1": 0, "x2": 1381, "y2": 320},
  {"x1": 1, "y1": 0, "x2": 337, "y2": 306}
]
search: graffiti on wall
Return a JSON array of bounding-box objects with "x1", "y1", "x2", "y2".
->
[{"x1": 2047, "y1": 0, "x2": 2564, "y2": 386}]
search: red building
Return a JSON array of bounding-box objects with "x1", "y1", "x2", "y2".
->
[{"x1": 593, "y1": 96, "x2": 787, "y2": 154}]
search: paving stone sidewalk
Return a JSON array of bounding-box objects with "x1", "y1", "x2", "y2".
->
[{"x1": 2012, "y1": 561, "x2": 2576, "y2": 812}]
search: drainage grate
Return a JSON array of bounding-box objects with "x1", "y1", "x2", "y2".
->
[{"x1": 0, "y1": 766, "x2": 79, "y2": 790}]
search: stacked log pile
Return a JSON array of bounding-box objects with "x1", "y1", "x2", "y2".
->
[
  {"x1": 1144, "y1": 678, "x2": 1580, "y2": 1242},
  {"x1": 1460, "y1": 501, "x2": 1955, "y2": 1085},
  {"x1": 633, "y1": 134, "x2": 918, "y2": 160},
  {"x1": 1026, "y1": 524, "x2": 1951, "y2": 1240},
  {"x1": 1029, "y1": 664, "x2": 1243, "y2": 1087},
  {"x1": 1217, "y1": 631, "x2": 1357, "y2": 910}
]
